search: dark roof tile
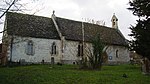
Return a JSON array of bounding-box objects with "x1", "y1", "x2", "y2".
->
[
  {"x1": 6, "y1": 12, "x2": 128, "y2": 46},
  {"x1": 6, "y1": 12, "x2": 60, "y2": 39},
  {"x1": 56, "y1": 17, "x2": 128, "y2": 46}
]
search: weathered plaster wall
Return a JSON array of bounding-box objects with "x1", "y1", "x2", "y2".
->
[
  {"x1": 106, "y1": 45, "x2": 130, "y2": 64},
  {"x1": 62, "y1": 40, "x2": 93, "y2": 64},
  {"x1": 8, "y1": 36, "x2": 61, "y2": 63},
  {"x1": 7, "y1": 36, "x2": 129, "y2": 64},
  {"x1": 62, "y1": 40, "x2": 80, "y2": 64}
]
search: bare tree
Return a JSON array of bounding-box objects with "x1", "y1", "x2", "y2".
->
[
  {"x1": 0, "y1": 0, "x2": 29, "y2": 22},
  {"x1": 0, "y1": 0, "x2": 39, "y2": 65},
  {"x1": 0, "y1": 0, "x2": 41, "y2": 26},
  {"x1": 83, "y1": 18, "x2": 106, "y2": 26},
  {"x1": 0, "y1": 0, "x2": 40, "y2": 40}
]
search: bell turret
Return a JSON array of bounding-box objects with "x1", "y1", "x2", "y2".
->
[{"x1": 111, "y1": 13, "x2": 118, "y2": 29}]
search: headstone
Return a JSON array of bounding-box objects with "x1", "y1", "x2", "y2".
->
[
  {"x1": 19, "y1": 59, "x2": 26, "y2": 65},
  {"x1": 42, "y1": 59, "x2": 44, "y2": 64},
  {"x1": 51, "y1": 57, "x2": 54, "y2": 65},
  {"x1": 142, "y1": 57, "x2": 150, "y2": 74}
]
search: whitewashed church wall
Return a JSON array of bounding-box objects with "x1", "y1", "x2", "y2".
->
[
  {"x1": 7, "y1": 36, "x2": 130, "y2": 64},
  {"x1": 62, "y1": 40, "x2": 130, "y2": 64},
  {"x1": 62, "y1": 41, "x2": 93, "y2": 64},
  {"x1": 62, "y1": 40, "x2": 79, "y2": 64},
  {"x1": 106, "y1": 45, "x2": 130, "y2": 63},
  {"x1": 8, "y1": 36, "x2": 61, "y2": 63}
]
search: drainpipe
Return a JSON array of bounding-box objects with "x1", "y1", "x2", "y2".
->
[
  {"x1": 9, "y1": 35, "x2": 14, "y2": 65},
  {"x1": 82, "y1": 18, "x2": 85, "y2": 62}
]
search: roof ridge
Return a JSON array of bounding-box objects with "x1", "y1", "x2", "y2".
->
[
  {"x1": 8, "y1": 12, "x2": 118, "y2": 31},
  {"x1": 7, "y1": 12, "x2": 51, "y2": 19},
  {"x1": 56, "y1": 16, "x2": 115, "y2": 30}
]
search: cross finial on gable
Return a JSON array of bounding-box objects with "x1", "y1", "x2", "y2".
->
[
  {"x1": 52, "y1": 10, "x2": 56, "y2": 18},
  {"x1": 53, "y1": 10, "x2": 55, "y2": 15}
]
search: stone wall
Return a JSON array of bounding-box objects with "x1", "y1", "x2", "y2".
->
[
  {"x1": 62, "y1": 41, "x2": 130, "y2": 64},
  {"x1": 62, "y1": 40, "x2": 80, "y2": 64},
  {"x1": 106, "y1": 45, "x2": 130, "y2": 64},
  {"x1": 8, "y1": 36, "x2": 61, "y2": 64},
  {"x1": 6, "y1": 36, "x2": 129, "y2": 65}
]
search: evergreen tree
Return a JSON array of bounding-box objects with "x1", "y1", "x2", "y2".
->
[
  {"x1": 128, "y1": 0, "x2": 150, "y2": 60},
  {"x1": 88, "y1": 34, "x2": 104, "y2": 70}
]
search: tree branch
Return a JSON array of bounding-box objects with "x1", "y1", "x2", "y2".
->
[{"x1": 0, "y1": 0, "x2": 16, "y2": 19}]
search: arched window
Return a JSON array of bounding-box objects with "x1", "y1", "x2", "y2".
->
[
  {"x1": 116, "y1": 50, "x2": 119, "y2": 58},
  {"x1": 26, "y1": 40, "x2": 34, "y2": 55},
  {"x1": 51, "y1": 42, "x2": 56, "y2": 55}
]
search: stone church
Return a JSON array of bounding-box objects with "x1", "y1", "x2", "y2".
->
[{"x1": 1, "y1": 12, "x2": 130, "y2": 65}]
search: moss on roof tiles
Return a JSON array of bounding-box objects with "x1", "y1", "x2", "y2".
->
[
  {"x1": 6, "y1": 12, "x2": 128, "y2": 46},
  {"x1": 56, "y1": 17, "x2": 128, "y2": 46},
  {"x1": 6, "y1": 12, "x2": 60, "y2": 39}
]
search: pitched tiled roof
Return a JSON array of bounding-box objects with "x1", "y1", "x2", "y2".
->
[
  {"x1": 6, "y1": 12, "x2": 60, "y2": 39},
  {"x1": 6, "y1": 12, "x2": 127, "y2": 46},
  {"x1": 56, "y1": 17, "x2": 128, "y2": 46}
]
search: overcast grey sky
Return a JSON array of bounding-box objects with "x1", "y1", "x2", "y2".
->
[{"x1": 0, "y1": 0, "x2": 138, "y2": 41}]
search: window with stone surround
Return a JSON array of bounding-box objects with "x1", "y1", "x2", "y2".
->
[
  {"x1": 78, "y1": 43, "x2": 83, "y2": 56},
  {"x1": 26, "y1": 40, "x2": 34, "y2": 55},
  {"x1": 51, "y1": 42, "x2": 56, "y2": 55},
  {"x1": 116, "y1": 50, "x2": 119, "y2": 58}
]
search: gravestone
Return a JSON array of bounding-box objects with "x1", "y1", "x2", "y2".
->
[
  {"x1": 19, "y1": 59, "x2": 26, "y2": 65},
  {"x1": 141, "y1": 57, "x2": 150, "y2": 75},
  {"x1": 51, "y1": 57, "x2": 54, "y2": 65}
]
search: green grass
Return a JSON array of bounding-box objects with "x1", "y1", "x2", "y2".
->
[{"x1": 0, "y1": 64, "x2": 149, "y2": 84}]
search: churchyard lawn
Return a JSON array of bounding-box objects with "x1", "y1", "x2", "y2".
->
[{"x1": 0, "y1": 64, "x2": 149, "y2": 84}]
